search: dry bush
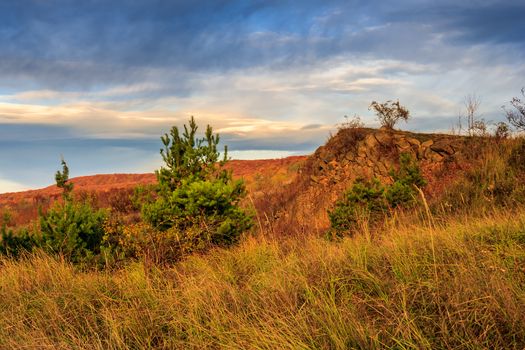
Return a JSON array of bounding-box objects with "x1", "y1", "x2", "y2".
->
[
  {"x1": 326, "y1": 127, "x2": 367, "y2": 160},
  {"x1": 494, "y1": 121, "x2": 510, "y2": 140},
  {"x1": 504, "y1": 88, "x2": 525, "y2": 131},
  {"x1": 105, "y1": 188, "x2": 136, "y2": 214},
  {"x1": 437, "y1": 137, "x2": 525, "y2": 212},
  {"x1": 369, "y1": 100, "x2": 410, "y2": 129}
]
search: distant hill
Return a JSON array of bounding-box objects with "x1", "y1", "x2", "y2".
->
[
  {"x1": 1, "y1": 127, "x2": 516, "y2": 233},
  {"x1": 0, "y1": 156, "x2": 307, "y2": 227}
]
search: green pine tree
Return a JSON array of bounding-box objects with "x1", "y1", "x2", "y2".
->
[
  {"x1": 40, "y1": 159, "x2": 107, "y2": 264},
  {"x1": 55, "y1": 157, "x2": 74, "y2": 200},
  {"x1": 142, "y1": 117, "x2": 252, "y2": 249}
]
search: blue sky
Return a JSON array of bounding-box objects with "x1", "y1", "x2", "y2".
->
[{"x1": 1, "y1": 0, "x2": 524, "y2": 192}]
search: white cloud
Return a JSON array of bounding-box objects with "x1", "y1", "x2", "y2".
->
[
  {"x1": 0, "y1": 177, "x2": 29, "y2": 194},
  {"x1": 1, "y1": 46, "x2": 524, "y2": 142}
]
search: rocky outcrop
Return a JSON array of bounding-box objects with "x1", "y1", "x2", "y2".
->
[
  {"x1": 272, "y1": 128, "x2": 467, "y2": 235},
  {"x1": 307, "y1": 128, "x2": 463, "y2": 185}
]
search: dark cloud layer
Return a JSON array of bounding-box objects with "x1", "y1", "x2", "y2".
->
[{"x1": 2, "y1": 0, "x2": 523, "y2": 90}]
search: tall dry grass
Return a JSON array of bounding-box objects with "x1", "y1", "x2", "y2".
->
[{"x1": 1, "y1": 208, "x2": 525, "y2": 349}]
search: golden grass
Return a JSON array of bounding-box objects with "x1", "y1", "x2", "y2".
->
[{"x1": 1, "y1": 209, "x2": 525, "y2": 349}]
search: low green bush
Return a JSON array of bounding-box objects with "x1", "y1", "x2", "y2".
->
[
  {"x1": 39, "y1": 159, "x2": 107, "y2": 264},
  {"x1": 329, "y1": 153, "x2": 426, "y2": 237},
  {"x1": 0, "y1": 226, "x2": 38, "y2": 258},
  {"x1": 385, "y1": 153, "x2": 427, "y2": 208},
  {"x1": 328, "y1": 178, "x2": 386, "y2": 237},
  {"x1": 40, "y1": 201, "x2": 107, "y2": 264},
  {"x1": 142, "y1": 178, "x2": 251, "y2": 246}
]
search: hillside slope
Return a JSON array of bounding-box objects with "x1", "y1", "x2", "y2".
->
[
  {"x1": 256, "y1": 127, "x2": 482, "y2": 235},
  {"x1": 1, "y1": 127, "x2": 517, "y2": 234},
  {"x1": 1, "y1": 128, "x2": 524, "y2": 348},
  {"x1": 0, "y1": 156, "x2": 306, "y2": 226}
]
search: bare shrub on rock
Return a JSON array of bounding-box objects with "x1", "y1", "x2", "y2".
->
[{"x1": 369, "y1": 100, "x2": 410, "y2": 129}]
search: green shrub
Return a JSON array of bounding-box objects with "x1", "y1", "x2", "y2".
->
[
  {"x1": 40, "y1": 201, "x2": 107, "y2": 264},
  {"x1": 141, "y1": 117, "x2": 252, "y2": 252},
  {"x1": 328, "y1": 178, "x2": 386, "y2": 237},
  {"x1": 385, "y1": 153, "x2": 426, "y2": 208},
  {"x1": 142, "y1": 178, "x2": 251, "y2": 247},
  {"x1": 329, "y1": 153, "x2": 425, "y2": 237},
  {"x1": 0, "y1": 203, "x2": 37, "y2": 259},
  {"x1": 39, "y1": 159, "x2": 107, "y2": 264},
  {"x1": 0, "y1": 226, "x2": 38, "y2": 258},
  {"x1": 384, "y1": 181, "x2": 414, "y2": 208}
]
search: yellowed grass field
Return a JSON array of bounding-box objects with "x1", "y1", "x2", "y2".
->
[{"x1": 1, "y1": 207, "x2": 524, "y2": 349}]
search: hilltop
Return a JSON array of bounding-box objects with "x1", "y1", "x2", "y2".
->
[{"x1": 253, "y1": 126, "x2": 494, "y2": 235}]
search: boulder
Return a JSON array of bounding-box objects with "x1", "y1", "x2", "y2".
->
[
  {"x1": 345, "y1": 152, "x2": 356, "y2": 162},
  {"x1": 318, "y1": 161, "x2": 332, "y2": 171},
  {"x1": 407, "y1": 137, "x2": 421, "y2": 146},
  {"x1": 357, "y1": 145, "x2": 367, "y2": 158},
  {"x1": 374, "y1": 132, "x2": 392, "y2": 145},
  {"x1": 365, "y1": 146, "x2": 376, "y2": 160},
  {"x1": 395, "y1": 138, "x2": 411, "y2": 150},
  {"x1": 429, "y1": 151, "x2": 444, "y2": 162},
  {"x1": 430, "y1": 140, "x2": 455, "y2": 155},
  {"x1": 318, "y1": 148, "x2": 335, "y2": 163},
  {"x1": 355, "y1": 156, "x2": 366, "y2": 166},
  {"x1": 417, "y1": 147, "x2": 425, "y2": 160},
  {"x1": 421, "y1": 139, "x2": 434, "y2": 148},
  {"x1": 364, "y1": 133, "x2": 379, "y2": 149},
  {"x1": 423, "y1": 147, "x2": 433, "y2": 160},
  {"x1": 377, "y1": 161, "x2": 389, "y2": 175}
]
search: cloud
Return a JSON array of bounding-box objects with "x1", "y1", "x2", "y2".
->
[
  {"x1": 0, "y1": 0, "x2": 524, "y2": 192},
  {"x1": 0, "y1": 178, "x2": 28, "y2": 193},
  {"x1": 301, "y1": 124, "x2": 323, "y2": 130},
  {"x1": 1, "y1": 51, "x2": 523, "y2": 139},
  {"x1": 1, "y1": 0, "x2": 523, "y2": 91}
]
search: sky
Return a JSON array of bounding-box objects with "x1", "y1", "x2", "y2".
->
[{"x1": 0, "y1": 0, "x2": 524, "y2": 192}]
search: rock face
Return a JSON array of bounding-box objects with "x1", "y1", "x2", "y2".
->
[
  {"x1": 308, "y1": 128, "x2": 462, "y2": 184},
  {"x1": 273, "y1": 127, "x2": 466, "y2": 235}
]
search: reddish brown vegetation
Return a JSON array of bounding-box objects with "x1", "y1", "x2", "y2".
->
[{"x1": 0, "y1": 157, "x2": 307, "y2": 227}]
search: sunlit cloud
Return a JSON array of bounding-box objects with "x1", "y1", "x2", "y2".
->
[{"x1": 0, "y1": 177, "x2": 29, "y2": 194}]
